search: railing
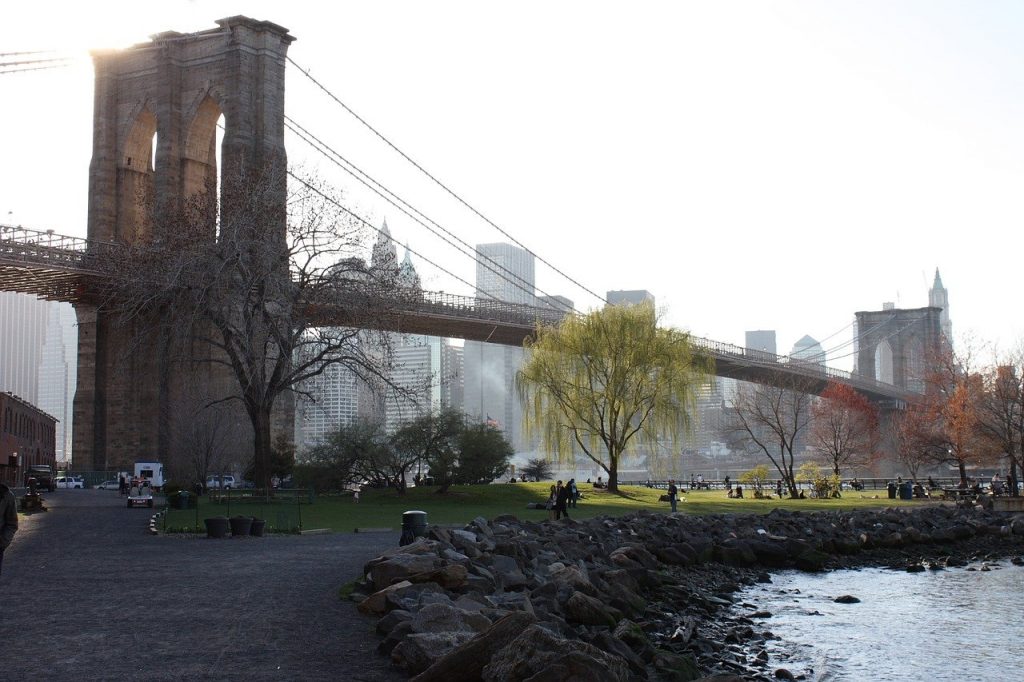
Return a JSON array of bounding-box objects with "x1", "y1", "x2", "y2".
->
[
  {"x1": 691, "y1": 335, "x2": 914, "y2": 401},
  {"x1": 0, "y1": 223, "x2": 93, "y2": 267}
]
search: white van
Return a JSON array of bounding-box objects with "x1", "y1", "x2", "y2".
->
[
  {"x1": 55, "y1": 475, "x2": 85, "y2": 489},
  {"x1": 134, "y1": 462, "x2": 165, "y2": 491},
  {"x1": 206, "y1": 474, "x2": 236, "y2": 490}
]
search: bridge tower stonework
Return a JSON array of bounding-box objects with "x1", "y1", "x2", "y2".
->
[
  {"x1": 854, "y1": 306, "x2": 943, "y2": 393},
  {"x1": 73, "y1": 17, "x2": 295, "y2": 472}
]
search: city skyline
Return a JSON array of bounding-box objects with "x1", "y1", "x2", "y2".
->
[{"x1": 2, "y1": 2, "x2": 1022, "y2": 372}]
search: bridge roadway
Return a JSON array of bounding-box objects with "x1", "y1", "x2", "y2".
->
[{"x1": 0, "y1": 224, "x2": 913, "y2": 404}]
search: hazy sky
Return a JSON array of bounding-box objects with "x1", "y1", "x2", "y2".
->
[{"x1": 2, "y1": 1, "x2": 1022, "y2": 371}]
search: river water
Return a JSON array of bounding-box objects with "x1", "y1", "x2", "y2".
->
[{"x1": 735, "y1": 562, "x2": 1024, "y2": 681}]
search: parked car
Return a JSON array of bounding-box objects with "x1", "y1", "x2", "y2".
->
[
  {"x1": 95, "y1": 479, "x2": 120, "y2": 490},
  {"x1": 55, "y1": 476, "x2": 85, "y2": 489}
]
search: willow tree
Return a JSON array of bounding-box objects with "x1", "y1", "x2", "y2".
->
[{"x1": 516, "y1": 302, "x2": 712, "y2": 492}]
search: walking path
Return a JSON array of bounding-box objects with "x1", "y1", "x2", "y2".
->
[{"x1": 1, "y1": 489, "x2": 404, "y2": 681}]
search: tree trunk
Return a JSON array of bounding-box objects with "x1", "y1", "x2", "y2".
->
[
  {"x1": 958, "y1": 460, "x2": 968, "y2": 488},
  {"x1": 608, "y1": 452, "x2": 619, "y2": 492},
  {"x1": 252, "y1": 405, "x2": 273, "y2": 491},
  {"x1": 1009, "y1": 459, "x2": 1019, "y2": 497}
]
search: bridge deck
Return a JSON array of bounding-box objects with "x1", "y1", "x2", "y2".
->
[{"x1": 0, "y1": 225, "x2": 915, "y2": 404}]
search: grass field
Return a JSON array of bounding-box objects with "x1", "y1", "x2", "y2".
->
[{"x1": 162, "y1": 482, "x2": 929, "y2": 533}]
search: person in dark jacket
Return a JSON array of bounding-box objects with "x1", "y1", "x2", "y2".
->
[
  {"x1": 568, "y1": 478, "x2": 579, "y2": 508},
  {"x1": 1, "y1": 482, "x2": 19, "y2": 577},
  {"x1": 667, "y1": 480, "x2": 678, "y2": 512},
  {"x1": 555, "y1": 480, "x2": 571, "y2": 520}
]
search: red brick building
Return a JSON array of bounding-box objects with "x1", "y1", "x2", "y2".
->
[{"x1": 1, "y1": 392, "x2": 57, "y2": 487}]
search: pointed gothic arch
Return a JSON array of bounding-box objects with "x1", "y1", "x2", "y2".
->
[{"x1": 116, "y1": 108, "x2": 157, "y2": 242}]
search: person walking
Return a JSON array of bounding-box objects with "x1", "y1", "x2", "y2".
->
[
  {"x1": 1, "y1": 482, "x2": 18, "y2": 578},
  {"x1": 555, "y1": 480, "x2": 571, "y2": 520},
  {"x1": 667, "y1": 480, "x2": 678, "y2": 513},
  {"x1": 118, "y1": 474, "x2": 127, "y2": 496},
  {"x1": 568, "y1": 479, "x2": 578, "y2": 508},
  {"x1": 547, "y1": 485, "x2": 558, "y2": 521}
]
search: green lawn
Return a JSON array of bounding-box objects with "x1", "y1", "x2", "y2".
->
[{"x1": 161, "y1": 482, "x2": 930, "y2": 533}]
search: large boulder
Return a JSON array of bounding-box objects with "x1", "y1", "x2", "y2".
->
[
  {"x1": 358, "y1": 580, "x2": 414, "y2": 615},
  {"x1": 482, "y1": 624, "x2": 632, "y2": 681},
  {"x1": 410, "y1": 612, "x2": 537, "y2": 682},
  {"x1": 370, "y1": 553, "x2": 442, "y2": 591},
  {"x1": 565, "y1": 591, "x2": 620, "y2": 627},
  {"x1": 410, "y1": 602, "x2": 492, "y2": 635},
  {"x1": 392, "y1": 632, "x2": 476, "y2": 675}
]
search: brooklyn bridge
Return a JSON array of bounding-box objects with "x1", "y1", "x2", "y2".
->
[{"x1": 0, "y1": 17, "x2": 941, "y2": 473}]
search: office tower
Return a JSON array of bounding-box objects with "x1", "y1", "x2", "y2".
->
[
  {"x1": 607, "y1": 290, "x2": 655, "y2": 307},
  {"x1": 537, "y1": 295, "x2": 574, "y2": 313},
  {"x1": 0, "y1": 292, "x2": 50, "y2": 404},
  {"x1": 475, "y1": 243, "x2": 535, "y2": 305},
  {"x1": 294, "y1": 357, "x2": 366, "y2": 452},
  {"x1": 441, "y1": 343, "x2": 464, "y2": 412},
  {"x1": 37, "y1": 303, "x2": 77, "y2": 463},
  {"x1": 791, "y1": 335, "x2": 825, "y2": 365},
  {"x1": 745, "y1": 330, "x2": 777, "y2": 355},
  {"x1": 465, "y1": 243, "x2": 534, "y2": 451},
  {"x1": 929, "y1": 268, "x2": 952, "y2": 344}
]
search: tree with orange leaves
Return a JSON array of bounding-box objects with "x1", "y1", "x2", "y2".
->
[
  {"x1": 907, "y1": 346, "x2": 989, "y2": 486},
  {"x1": 810, "y1": 381, "x2": 880, "y2": 478}
]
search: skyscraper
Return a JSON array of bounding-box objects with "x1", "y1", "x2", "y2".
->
[
  {"x1": 791, "y1": 335, "x2": 825, "y2": 365},
  {"x1": 928, "y1": 268, "x2": 952, "y2": 344},
  {"x1": 0, "y1": 292, "x2": 49, "y2": 405},
  {"x1": 37, "y1": 303, "x2": 77, "y2": 463},
  {"x1": 607, "y1": 290, "x2": 655, "y2": 307},
  {"x1": 465, "y1": 243, "x2": 534, "y2": 451},
  {"x1": 475, "y1": 243, "x2": 536, "y2": 304},
  {"x1": 745, "y1": 330, "x2": 777, "y2": 355}
]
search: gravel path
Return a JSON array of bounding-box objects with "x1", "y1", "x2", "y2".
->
[{"x1": 0, "y1": 489, "x2": 404, "y2": 681}]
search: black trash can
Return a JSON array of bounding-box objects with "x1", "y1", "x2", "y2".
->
[
  {"x1": 175, "y1": 491, "x2": 190, "y2": 509},
  {"x1": 899, "y1": 482, "x2": 913, "y2": 501},
  {"x1": 205, "y1": 516, "x2": 229, "y2": 539},
  {"x1": 400, "y1": 510, "x2": 427, "y2": 546},
  {"x1": 251, "y1": 517, "x2": 266, "y2": 537},
  {"x1": 887, "y1": 482, "x2": 897, "y2": 499},
  {"x1": 229, "y1": 515, "x2": 253, "y2": 537}
]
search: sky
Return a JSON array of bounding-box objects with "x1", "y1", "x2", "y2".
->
[{"x1": 2, "y1": 1, "x2": 1023, "y2": 372}]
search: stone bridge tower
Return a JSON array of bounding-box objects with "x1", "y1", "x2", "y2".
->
[
  {"x1": 854, "y1": 306, "x2": 943, "y2": 394},
  {"x1": 73, "y1": 17, "x2": 295, "y2": 472}
]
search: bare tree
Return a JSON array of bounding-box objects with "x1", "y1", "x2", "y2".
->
[
  {"x1": 96, "y1": 167, "x2": 402, "y2": 489},
  {"x1": 809, "y1": 381, "x2": 880, "y2": 478},
  {"x1": 725, "y1": 375, "x2": 816, "y2": 498}
]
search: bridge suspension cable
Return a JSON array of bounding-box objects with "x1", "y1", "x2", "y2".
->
[
  {"x1": 286, "y1": 170, "x2": 508, "y2": 306},
  {"x1": 286, "y1": 56, "x2": 608, "y2": 308},
  {"x1": 283, "y1": 116, "x2": 575, "y2": 314},
  {"x1": 0, "y1": 54, "x2": 75, "y2": 75}
]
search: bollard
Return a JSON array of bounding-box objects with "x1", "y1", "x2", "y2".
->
[{"x1": 399, "y1": 510, "x2": 428, "y2": 546}]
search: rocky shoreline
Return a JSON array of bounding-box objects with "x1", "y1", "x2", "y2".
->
[{"x1": 349, "y1": 505, "x2": 1024, "y2": 681}]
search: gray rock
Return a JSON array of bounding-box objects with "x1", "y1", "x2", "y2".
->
[
  {"x1": 411, "y1": 602, "x2": 492, "y2": 634},
  {"x1": 392, "y1": 631, "x2": 477, "y2": 675},
  {"x1": 565, "y1": 590, "x2": 619, "y2": 627},
  {"x1": 833, "y1": 595, "x2": 860, "y2": 604},
  {"x1": 370, "y1": 553, "x2": 441, "y2": 591},
  {"x1": 482, "y1": 624, "x2": 631, "y2": 681},
  {"x1": 491, "y1": 554, "x2": 528, "y2": 589}
]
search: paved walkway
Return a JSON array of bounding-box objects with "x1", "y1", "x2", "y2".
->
[{"x1": 1, "y1": 489, "x2": 405, "y2": 681}]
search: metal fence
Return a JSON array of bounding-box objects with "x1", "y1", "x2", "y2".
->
[{"x1": 161, "y1": 488, "x2": 313, "y2": 534}]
